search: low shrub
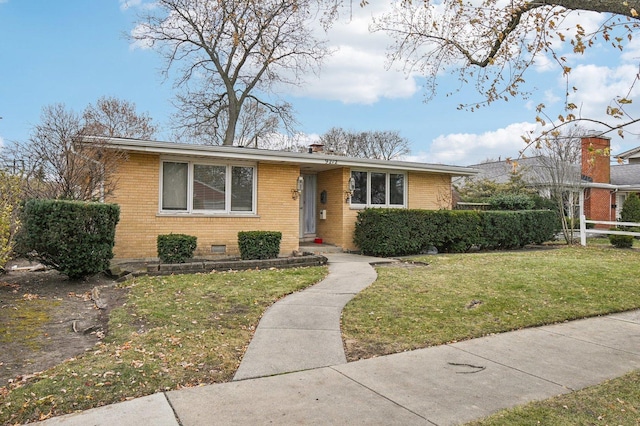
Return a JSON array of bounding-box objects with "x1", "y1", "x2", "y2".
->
[
  {"x1": 20, "y1": 199, "x2": 120, "y2": 279},
  {"x1": 354, "y1": 208, "x2": 557, "y2": 256},
  {"x1": 609, "y1": 229, "x2": 634, "y2": 248},
  {"x1": 157, "y1": 234, "x2": 197, "y2": 263},
  {"x1": 488, "y1": 193, "x2": 535, "y2": 211},
  {"x1": 238, "y1": 231, "x2": 282, "y2": 260}
]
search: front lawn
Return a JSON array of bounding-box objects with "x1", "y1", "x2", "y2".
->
[
  {"x1": 341, "y1": 246, "x2": 640, "y2": 425},
  {"x1": 342, "y1": 246, "x2": 640, "y2": 359},
  {"x1": 0, "y1": 267, "x2": 327, "y2": 424}
]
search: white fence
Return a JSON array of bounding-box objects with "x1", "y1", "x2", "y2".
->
[
  {"x1": 579, "y1": 217, "x2": 640, "y2": 246},
  {"x1": 578, "y1": 189, "x2": 640, "y2": 245}
]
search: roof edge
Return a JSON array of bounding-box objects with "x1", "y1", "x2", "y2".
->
[{"x1": 82, "y1": 136, "x2": 479, "y2": 176}]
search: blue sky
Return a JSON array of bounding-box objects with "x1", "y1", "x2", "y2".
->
[{"x1": 1, "y1": 0, "x2": 639, "y2": 166}]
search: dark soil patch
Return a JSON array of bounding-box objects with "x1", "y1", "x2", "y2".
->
[{"x1": 0, "y1": 260, "x2": 128, "y2": 386}]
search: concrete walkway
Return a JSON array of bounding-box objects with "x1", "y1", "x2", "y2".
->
[
  {"x1": 37, "y1": 254, "x2": 640, "y2": 425},
  {"x1": 234, "y1": 253, "x2": 394, "y2": 380}
]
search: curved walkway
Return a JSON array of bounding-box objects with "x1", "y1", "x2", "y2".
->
[{"x1": 233, "y1": 253, "x2": 395, "y2": 381}]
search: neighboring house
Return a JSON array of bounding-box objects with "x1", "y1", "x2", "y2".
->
[
  {"x1": 612, "y1": 146, "x2": 640, "y2": 217},
  {"x1": 91, "y1": 137, "x2": 477, "y2": 260},
  {"x1": 457, "y1": 135, "x2": 640, "y2": 226}
]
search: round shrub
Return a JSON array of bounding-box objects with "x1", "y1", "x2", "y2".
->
[{"x1": 609, "y1": 230, "x2": 634, "y2": 248}]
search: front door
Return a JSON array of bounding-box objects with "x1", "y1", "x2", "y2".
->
[{"x1": 299, "y1": 174, "x2": 317, "y2": 239}]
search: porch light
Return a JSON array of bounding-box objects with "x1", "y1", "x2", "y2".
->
[
  {"x1": 345, "y1": 176, "x2": 355, "y2": 203},
  {"x1": 292, "y1": 176, "x2": 304, "y2": 200}
]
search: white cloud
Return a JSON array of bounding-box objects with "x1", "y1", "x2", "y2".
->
[
  {"x1": 407, "y1": 122, "x2": 540, "y2": 166},
  {"x1": 566, "y1": 63, "x2": 640, "y2": 121},
  {"x1": 119, "y1": 0, "x2": 141, "y2": 11},
  {"x1": 291, "y1": 44, "x2": 418, "y2": 104},
  {"x1": 119, "y1": 0, "x2": 156, "y2": 12},
  {"x1": 289, "y1": 2, "x2": 419, "y2": 104}
]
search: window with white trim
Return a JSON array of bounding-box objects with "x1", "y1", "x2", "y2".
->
[
  {"x1": 160, "y1": 160, "x2": 255, "y2": 214},
  {"x1": 350, "y1": 170, "x2": 405, "y2": 207}
]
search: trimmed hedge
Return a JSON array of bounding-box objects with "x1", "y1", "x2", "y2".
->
[
  {"x1": 353, "y1": 209, "x2": 557, "y2": 256},
  {"x1": 20, "y1": 199, "x2": 120, "y2": 279},
  {"x1": 157, "y1": 234, "x2": 197, "y2": 263},
  {"x1": 609, "y1": 229, "x2": 634, "y2": 248},
  {"x1": 238, "y1": 231, "x2": 282, "y2": 260}
]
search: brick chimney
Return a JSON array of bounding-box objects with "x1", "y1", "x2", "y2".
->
[
  {"x1": 581, "y1": 135, "x2": 612, "y2": 225},
  {"x1": 308, "y1": 143, "x2": 324, "y2": 153},
  {"x1": 581, "y1": 135, "x2": 610, "y2": 184}
]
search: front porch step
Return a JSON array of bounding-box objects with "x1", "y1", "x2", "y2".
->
[{"x1": 299, "y1": 242, "x2": 344, "y2": 254}]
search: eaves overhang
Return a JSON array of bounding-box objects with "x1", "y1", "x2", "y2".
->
[{"x1": 83, "y1": 136, "x2": 479, "y2": 177}]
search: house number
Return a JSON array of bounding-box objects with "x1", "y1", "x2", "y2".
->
[{"x1": 324, "y1": 159, "x2": 338, "y2": 165}]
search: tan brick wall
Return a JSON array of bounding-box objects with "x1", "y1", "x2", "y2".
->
[
  {"x1": 109, "y1": 155, "x2": 456, "y2": 258},
  {"x1": 316, "y1": 169, "x2": 360, "y2": 250},
  {"x1": 107, "y1": 153, "x2": 300, "y2": 259},
  {"x1": 314, "y1": 169, "x2": 453, "y2": 251},
  {"x1": 407, "y1": 172, "x2": 452, "y2": 209}
]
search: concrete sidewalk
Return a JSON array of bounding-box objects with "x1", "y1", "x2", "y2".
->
[
  {"x1": 38, "y1": 253, "x2": 640, "y2": 425},
  {"x1": 234, "y1": 253, "x2": 394, "y2": 380}
]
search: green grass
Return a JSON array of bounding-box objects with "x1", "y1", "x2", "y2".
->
[
  {"x1": 342, "y1": 246, "x2": 640, "y2": 359},
  {"x1": 0, "y1": 267, "x2": 326, "y2": 424},
  {"x1": 342, "y1": 246, "x2": 640, "y2": 425},
  {"x1": 466, "y1": 370, "x2": 640, "y2": 425}
]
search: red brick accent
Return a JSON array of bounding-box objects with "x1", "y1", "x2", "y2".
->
[{"x1": 581, "y1": 136, "x2": 614, "y2": 226}]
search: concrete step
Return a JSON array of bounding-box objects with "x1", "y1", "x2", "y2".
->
[{"x1": 299, "y1": 242, "x2": 344, "y2": 254}]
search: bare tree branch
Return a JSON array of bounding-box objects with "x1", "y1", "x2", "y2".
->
[{"x1": 132, "y1": 0, "x2": 332, "y2": 146}]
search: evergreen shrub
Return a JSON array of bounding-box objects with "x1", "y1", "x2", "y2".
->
[
  {"x1": 354, "y1": 209, "x2": 556, "y2": 256},
  {"x1": 157, "y1": 234, "x2": 197, "y2": 263},
  {"x1": 238, "y1": 231, "x2": 282, "y2": 260},
  {"x1": 609, "y1": 230, "x2": 634, "y2": 248},
  {"x1": 20, "y1": 199, "x2": 120, "y2": 279}
]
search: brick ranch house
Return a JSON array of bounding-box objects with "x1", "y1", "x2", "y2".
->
[
  {"x1": 90, "y1": 137, "x2": 478, "y2": 260},
  {"x1": 457, "y1": 135, "x2": 640, "y2": 227}
]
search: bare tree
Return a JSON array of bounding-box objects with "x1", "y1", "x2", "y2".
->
[
  {"x1": 319, "y1": 127, "x2": 410, "y2": 160},
  {"x1": 3, "y1": 99, "x2": 156, "y2": 201},
  {"x1": 373, "y1": 0, "x2": 640, "y2": 143},
  {"x1": 83, "y1": 96, "x2": 157, "y2": 139},
  {"x1": 173, "y1": 95, "x2": 296, "y2": 147},
  {"x1": 131, "y1": 0, "x2": 332, "y2": 146},
  {"x1": 531, "y1": 125, "x2": 589, "y2": 244}
]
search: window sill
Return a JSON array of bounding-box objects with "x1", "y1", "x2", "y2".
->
[
  {"x1": 349, "y1": 205, "x2": 406, "y2": 210},
  {"x1": 157, "y1": 212, "x2": 260, "y2": 218}
]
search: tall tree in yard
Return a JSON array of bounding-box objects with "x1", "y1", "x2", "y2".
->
[
  {"x1": 131, "y1": 0, "x2": 331, "y2": 146},
  {"x1": 373, "y1": 0, "x2": 640, "y2": 144}
]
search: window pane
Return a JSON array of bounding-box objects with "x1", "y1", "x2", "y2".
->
[
  {"x1": 351, "y1": 171, "x2": 367, "y2": 204},
  {"x1": 193, "y1": 164, "x2": 226, "y2": 210},
  {"x1": 390, "y1": 173, "x2": 404, "y2": 205},
  {"x1": 231, "y1": 166, "x2": 254, "y2": 211},
  {"x1": 370, "y1": 172, "x2": 386, "y2": 205},
  {"x1": 162, "y1": 162, "x2": 188, "y2": 210}
]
